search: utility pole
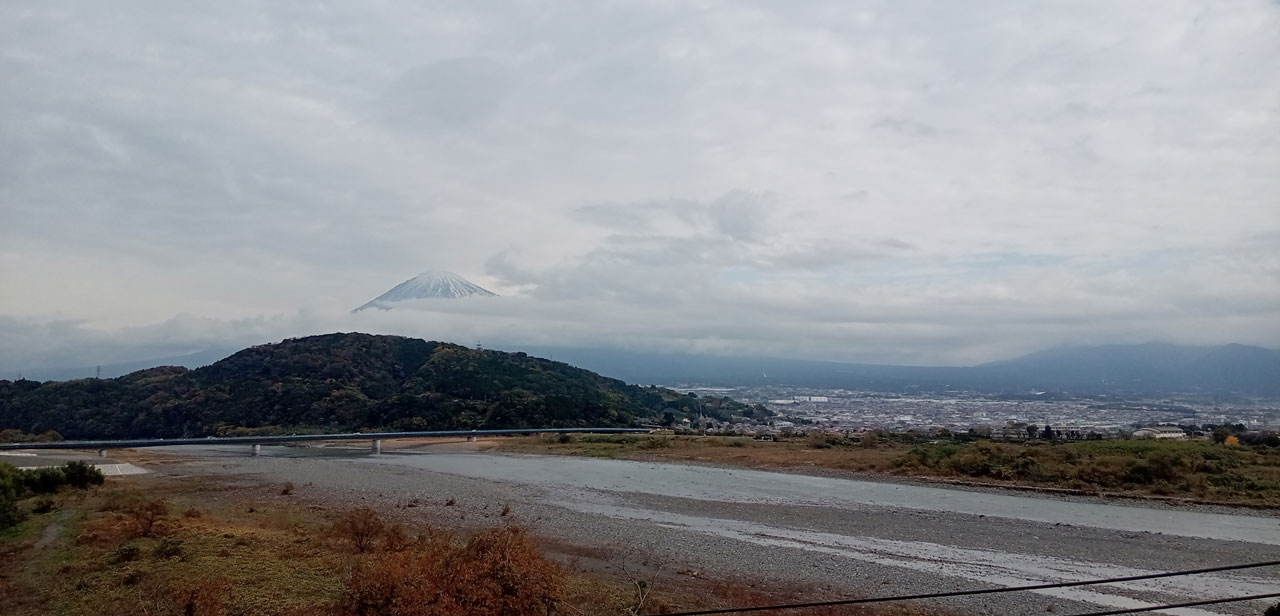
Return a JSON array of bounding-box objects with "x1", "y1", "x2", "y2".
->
[{"x1": 96, "y1": 365, "x2": 101, "y2": 379}]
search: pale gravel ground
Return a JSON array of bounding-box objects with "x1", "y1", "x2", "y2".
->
[{"x1": 135, "y1": 446, "x2": 1280, "y2": 616}]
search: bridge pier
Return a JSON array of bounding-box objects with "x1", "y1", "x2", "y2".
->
[
  {"x1": 371, "y1": 439, "x2": 382, "y2": 455},
  {"x1": 251, "y1": 443, "x2": 261, "y2": 457}
]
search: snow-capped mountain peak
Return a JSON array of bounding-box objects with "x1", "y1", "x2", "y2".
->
[{"x1": 354, "y1": 270, "x2": 497, "y2": 311}]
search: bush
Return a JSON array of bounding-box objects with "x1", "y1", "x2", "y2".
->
[
  {"x1": 336, "y1": 525, "x2": 564, "y2": 616},
  {"x1": 0, "y1": 461, "x2": 103, "y2": 529},
  {"x1": 0, "y1": 463, "x2": 24, "y2": 529},
  {"x1": 382, "y1": 524, "x2": 413, "y2": 552},
  {"x1": 62, "y1": 460, "x2": 105, "y2": 489},
  {"x1": 24, "y1": 467, "x2": 67, "y2": 494},
  {"x1": 637, "y1": 436, "x2": 671, "y2": 450},
  {"x1": 331, "y1": 508, "x2": 386, "y2": 553},
  {"x1": 153, "y1": 537, "x2": 185, "y2": 561},
  {"x1": 128, "y1": 499, "x2": 169, "y2": 537},
  {"x1": 107, "y1": 544, "x2": 141, "y2": 564},
  {"x1": 0, "y1": 490, "x2": 23, "y2": 529},
  {"x1": 1075, "y1": 456, "x2": 1136, "y2": 488}
]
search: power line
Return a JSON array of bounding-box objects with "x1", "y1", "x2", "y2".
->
[
  {"x1": 1071, "y1": 592, "x2": 1280, "y2": 615},
  {"x1": 647, "y1": 560, "x2": 1280, "y2": 616}
]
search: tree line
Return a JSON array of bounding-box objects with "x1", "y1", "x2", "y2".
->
[{"x1": 0, "y1": 333, "x2": 753, "y2": 440}]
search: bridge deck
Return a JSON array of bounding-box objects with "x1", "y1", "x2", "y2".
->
[{"x1": 0, "y1": 427, "x2": 648, "y2": 451}]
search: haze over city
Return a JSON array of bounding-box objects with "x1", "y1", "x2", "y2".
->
[{"x1": 2, "y1": 1, "x2": 1278, "y2": 374}]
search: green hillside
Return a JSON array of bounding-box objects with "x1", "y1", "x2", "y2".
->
[{"x1": 0, "y1": 333, "x2": 752, "y2": 439}]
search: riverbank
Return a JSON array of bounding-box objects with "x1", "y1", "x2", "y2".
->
[{"x1": 491, "y1": 434, "x2": 1280, "y2": 508}]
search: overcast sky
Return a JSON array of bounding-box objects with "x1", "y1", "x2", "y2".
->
[{"x1": 2, "y1": 0, "x2": 1278, "y2": 373}]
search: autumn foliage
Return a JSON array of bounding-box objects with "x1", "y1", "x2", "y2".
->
[{"x1": 333, "y1": 510, "x2": 565, "y2": 616}]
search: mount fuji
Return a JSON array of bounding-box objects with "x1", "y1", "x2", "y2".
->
[{"x1": 354, "y1": 271, "x2": 497, "y2": 311}]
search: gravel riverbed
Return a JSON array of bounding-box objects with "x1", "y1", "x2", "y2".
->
[{"x1": 142, "y1": 446, "x2": 1280, "y2": 616}]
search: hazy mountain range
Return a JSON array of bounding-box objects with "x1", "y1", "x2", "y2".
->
[
  {"x1": 515, "y1": 343, "x2": 1280, "y2": 397},
  {"x1": 19, "y1": 340, "x2": 1280, "y2": 397}
]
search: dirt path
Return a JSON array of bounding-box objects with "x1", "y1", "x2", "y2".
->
[{"x1": 32, "y1": 511, "x2": 70, "y2": 549}]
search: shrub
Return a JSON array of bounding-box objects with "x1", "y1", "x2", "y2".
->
[
  {"x1": 335, "y1": 525, "x2": 564, "y2": 616},
  {"x1": 24, "y1": 467, "x2": 67, "y2": 494},
  {"x1": 281, "y1": 481, "x2": 295, "y2": 495},
  {"x1": 1075, "y1": 456, "x2": 1136, "y2": 488},
  {"x1": 331, "y1": 508, "x2": 386, "y2": 553},
  {"x1": 62, "y1": 460, "x2": 105, "y2": 489},
  {"x1": 0, "y1": 491, "x2": 23, "y2": 529},
  {"x1": 0, "y1": 463, "x2": 24, "y2": 525},
  {"x1": 637, "y1": 437, "x2": 671, "y2": 450},
  {"x1": 153, "y1": 537, "x2": 185, "y2": 560},
  {"x1": 382, "y1": 524, "x2": 413, "y2": 552},
  {"x1": 128, "y1": 499, "x2": 169, "y2": 537},
  {"x1": 107, "y1": 544, "x2": 141, "y2": 564},
  {"x1": 121, "y1": 567, "x2": 144, "y2": 586}
]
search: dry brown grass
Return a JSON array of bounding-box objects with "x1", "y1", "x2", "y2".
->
[
  {"x1": 495, "y1": 434, "x2": 906, "y2": 474},
  {"x1": 496, "y1": 434, "x2": 1280, "y2": 507},
  {"x1": 336, "y1": 525, "x2": 565, "y2": 616}
]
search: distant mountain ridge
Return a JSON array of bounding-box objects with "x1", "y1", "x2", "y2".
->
[
  {"x1": 975, "y1": 343, "x2": 1280, "y2": 395},
  {"x1": 355, "y1": 271, "x2": 496, "y2": 311},
  {"x1": 14, "y1": 340, "x2": 1279, "y2": 398},
  {"x1": 13, "y1": 349, "x2": 234, "y2": 382},
  {"x1": 511, "y1": 343, "x2": 1280, "y2": 397}
]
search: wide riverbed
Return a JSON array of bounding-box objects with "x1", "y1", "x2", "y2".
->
[{"x1": 144, "y1": 445, "x2": 1280, "y2": 615}]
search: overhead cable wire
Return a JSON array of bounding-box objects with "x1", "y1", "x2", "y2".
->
[
  {"x1": 646, "y1": 559, "x2": 1280, "y2": 616},
  {"x1": 1068, "y1": 592, "x2": 1280, "y2": 615}
]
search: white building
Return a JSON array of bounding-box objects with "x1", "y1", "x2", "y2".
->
[{"x1": 1131, "y1": 426, "x2": 1186, "y2": 439}]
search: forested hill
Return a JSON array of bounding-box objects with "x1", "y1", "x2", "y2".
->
[{"x1": 0, "y1": 333, "x2": 754, "y2": 440}]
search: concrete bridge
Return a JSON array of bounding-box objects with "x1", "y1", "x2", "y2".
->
[{"x1": 0, "y1": 427, "x2": 649, "y2": 457}]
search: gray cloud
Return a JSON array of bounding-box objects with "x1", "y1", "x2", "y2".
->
[
  {"x1": 380, "y1": 58, "x2": 512, "y2": 132},
  {"x1": 0, "y1": 1, "x2": 1277, "y2": 372}
]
